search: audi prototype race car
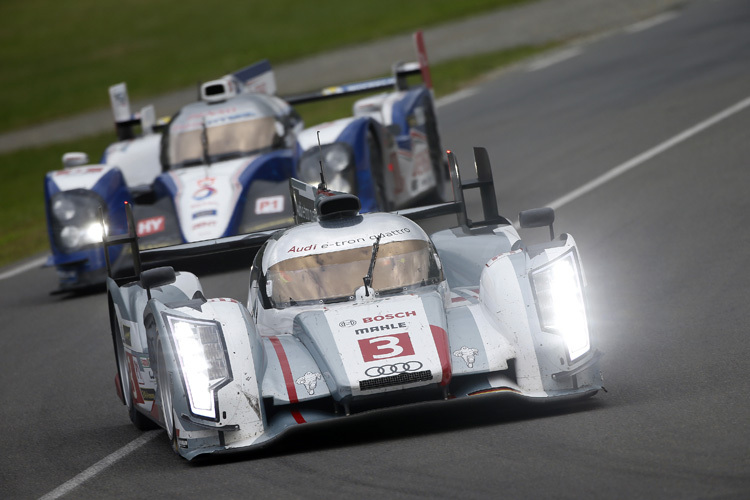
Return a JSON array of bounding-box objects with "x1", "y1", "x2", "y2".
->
[
  {"x1": 104, "y1": 147, "x2": 603, "y2": 460},
  {"x1": 45, "y1": 32, "x2": 448, "y2": 291}
]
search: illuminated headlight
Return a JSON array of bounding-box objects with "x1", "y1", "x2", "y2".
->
[
  {"x1": 299, "y1": 143, "x2": 355, "y2": 193},
  {"x1": 49, "y1": 190, "x2": 107, "y2": 252},
  {"x1": 531, "y1": 250, "x2": 590, "y2": 361},
  {"x1": 60, "y1": 223, "x2": 107, "y2": 249},
  {"x1": 52, "y1": 197, "x2": 76, "y2": 221},
  {"x1": 166, "y1": 315, "x2": 231, "y2": 420}
]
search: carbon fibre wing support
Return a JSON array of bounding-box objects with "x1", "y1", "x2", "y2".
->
[
  {"x1": 396, "y1": 147, "x2": 509, "y2": 228},
  {"x1": 101, "y1": 201, "x2": 141, "y2": 282},
  {"x1": 283, "y1": 31, "x2": 432, "y2": 105},
  {"x1": 139, "y1": 231, "x2": 277, "y2": 267},
  {"x1": 101, "y1": 201, "x2": 277, "y2": 279}
]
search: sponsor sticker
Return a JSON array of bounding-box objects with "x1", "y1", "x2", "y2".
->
[
  {"x1": 54, "y1": 166, "x2": 104, "y2": 176},
  {"x1": 358, "y1": 332, "x2": 415, "y2": 362},
  {"x1": 136, "y1": 216, "x2": 165, "y2": 237},
  {"x1": 192, "y1": 221, "x2": 217, "y2": 230},
  {"x1": 192, "y1": 178, "x2": 217, "y2": 201},
  {"x1": 192, "y1": 209, "x2": 217, "y2": 219},
  {"x1": 295, "y1": 371, "x2": 322, "y2": 395},
  {"x1": 255, "y1": 195, "x2": 285, "y2": 215}
]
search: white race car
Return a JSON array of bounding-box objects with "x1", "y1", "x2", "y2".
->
[
  {"x1": 45, "y1": 32, "x2": 447, "y2": 291},
  {"x1": 104, "y1": 147, "x2": 603, "y2": 460}
]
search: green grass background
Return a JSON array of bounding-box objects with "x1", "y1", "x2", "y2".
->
[
  {"x1": 0, "y1": 0, "x2": 556, "y2": 268},
  {"x1": 0, "y1": 0, "x2": 533, "y2": 132}
]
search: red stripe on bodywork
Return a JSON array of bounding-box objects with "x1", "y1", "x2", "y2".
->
[
  {"x1": 430, "y1": 325, "x2": 452, "y2": 386},
  {"x1": 269, "y1": 336, "x2": 306, "y2": 424},
  {"x1": 150, "y1": 401, "x2": 161, "y2": 421},
  {"x1": 127, "y1": 353, "x2": 145, "y2": 404},
  {"x1": 468, "y1": 387, "x2": 522, "y2": 396},
  {"x1": 115, "y1": 374, "x2": 124, "y2": 404},
  {"x1": 291, "y1": 410, "x2": 305, "y2": 424}
]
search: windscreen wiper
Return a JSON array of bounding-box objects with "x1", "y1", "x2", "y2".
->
[{"x1": 362, "y1": 233, "x2": 382, "y2": 297}]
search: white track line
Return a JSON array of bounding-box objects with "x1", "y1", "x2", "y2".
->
[
  {"x1": 39, "y1": 431, "x2": 161, "y2": 500},
  {"x1": 625, "y1": 11, "x2": 679, "y2": 34},
  {"x1": 0, "y1": 255, "x2": 47, "y2": 280},
  {"x1": 526, "y1": 47, "x2": 582, "y2": 72},
  {"x1": 31, "y1": 98, "x2": 750, "y2": 500},
  {"x1": 436, "y1": 88, "x2": 479, "y2": 108},
  {"x1": 546, "y1": 95, "x2": 750, "y2": 211}
]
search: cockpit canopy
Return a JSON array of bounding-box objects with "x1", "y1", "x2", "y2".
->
[
  {"x1": 164, "y1": 93, "x2": 297, "y2": 169},
  {"x1": 258, "y1": 213, "x2": 444, "y2": 309}
]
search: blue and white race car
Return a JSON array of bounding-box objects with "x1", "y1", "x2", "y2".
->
[
  {"x1": 104, "y1": 147, "x2": 603, "y2": 460},
  {"x1": 44, "y1": 32, "x2": 448, "y2": 291}
]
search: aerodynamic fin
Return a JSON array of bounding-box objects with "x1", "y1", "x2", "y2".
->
[{"x1": 284, "y1": 30, "x2": 432, "y2": 105}]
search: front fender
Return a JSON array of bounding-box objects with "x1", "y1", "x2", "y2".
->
[{"x1": 145, "y1": 298, "x2": 268, "y2": 459}]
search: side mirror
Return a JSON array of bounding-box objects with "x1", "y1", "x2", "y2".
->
[
  {"x1": 140, "y1": 266, "x2": 176, "y2": 299},
  {"x1": 519, "y1": 207, "x2": 555, "y2": 240},
  {"x1": 62, "y1": 152, "x2": 89, "y2": 168}
]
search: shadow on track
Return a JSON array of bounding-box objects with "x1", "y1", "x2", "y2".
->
[{"x1": 189, "y1": 393, "x2": 605, "y2": 467}]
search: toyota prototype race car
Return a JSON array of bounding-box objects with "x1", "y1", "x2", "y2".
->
[
  {"x1": 103, "y1": 147, "x2": 603, "y2": 460},
  {"x1": 44, "y1": 32, "x2": 448, "y2": 292}
]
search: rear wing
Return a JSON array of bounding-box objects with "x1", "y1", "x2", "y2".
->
[
  {"x1": 396, "y1": 147, "x2": 509, "y2": 228},
  {"x1": 108, "y1": 83, "x2": 169, "y2": 141},
  {"x1": 101, "y1": 147, "x2": 507, "y2": 284},
  {"x1": 283, "y1": 31, "x2": 433, "y2": 105}
]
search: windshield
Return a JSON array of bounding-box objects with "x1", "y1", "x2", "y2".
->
[
  {"x1": 266, "y1": 239, "x2": 442, "y2": 308},
  {"x1": 168, "y1": 116, "x2": 278, "y2": 168}
]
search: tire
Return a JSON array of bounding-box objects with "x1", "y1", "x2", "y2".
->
[
  {"x1": 157, "y1": 342, "x2": 179, "y2": 453},
  {"x1": 110, "y1": 297, "x2": 157, "y2": 430}
]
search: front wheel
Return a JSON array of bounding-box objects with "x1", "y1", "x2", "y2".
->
[
  {"x1": 157, "y1": 342, "x2": 179, "y2": 453},
  {"x1": 110, "y1": 297, "x2": 157, "y2": 430}
]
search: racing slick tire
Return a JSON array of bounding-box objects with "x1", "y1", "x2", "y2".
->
[
  {"x1": 109, "y1": 298, "x2": 158, "y2": 430},
  {"x1": 156, "y1": 342, "x2": 179, "y2": 453}
]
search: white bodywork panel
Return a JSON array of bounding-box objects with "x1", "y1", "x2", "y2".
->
[{"x1": 166, "y1": 158, "x2": 254, "y2": 241}]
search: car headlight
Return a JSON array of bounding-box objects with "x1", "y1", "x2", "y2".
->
[
  {"x1": 166, "y1": 315, "x2": 231, "y2": 420},
  {"x1": 49, "y1": 190, "x2": 107, "y2": 252},
  {"x1": 299, "y1": 143, "x2": 355, "y2": 193},
  {"x1": 531, "y1": 250, "x2": 590, "y2": 361}
]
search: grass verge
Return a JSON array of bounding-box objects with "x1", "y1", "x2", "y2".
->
[
  {"x1": 0, "y1": 0, "x2": 536, "y2": 133},
  {"x1": 0, "y1": 42, "x2": 557, "y2": 268}
]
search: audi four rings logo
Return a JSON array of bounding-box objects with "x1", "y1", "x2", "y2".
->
[
  {"x1": 339, "y1": 319, "x2": 357, "y2": 327},
  {"x1": 365, "y1": 361, "x2": 423, "y2": 377}
]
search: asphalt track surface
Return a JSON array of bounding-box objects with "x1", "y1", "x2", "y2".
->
[{"x1": 2, "y1": 0, "x2": 749, "y2": 497}]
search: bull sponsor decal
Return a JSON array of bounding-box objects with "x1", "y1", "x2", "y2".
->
[
  {"x1": 136, "y1": 216, "x2": 165, "y2": 237},
  {"x1": 295, "y1": 371, "x2": 322, "y2": 395},
  {"x1": 453, "y1": 346, "x2": 479, "y2": 368}
]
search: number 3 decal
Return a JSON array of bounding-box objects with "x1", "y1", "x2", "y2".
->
[{"x1": 359, "y1": 333, "x2": 415, "y2": 362}]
